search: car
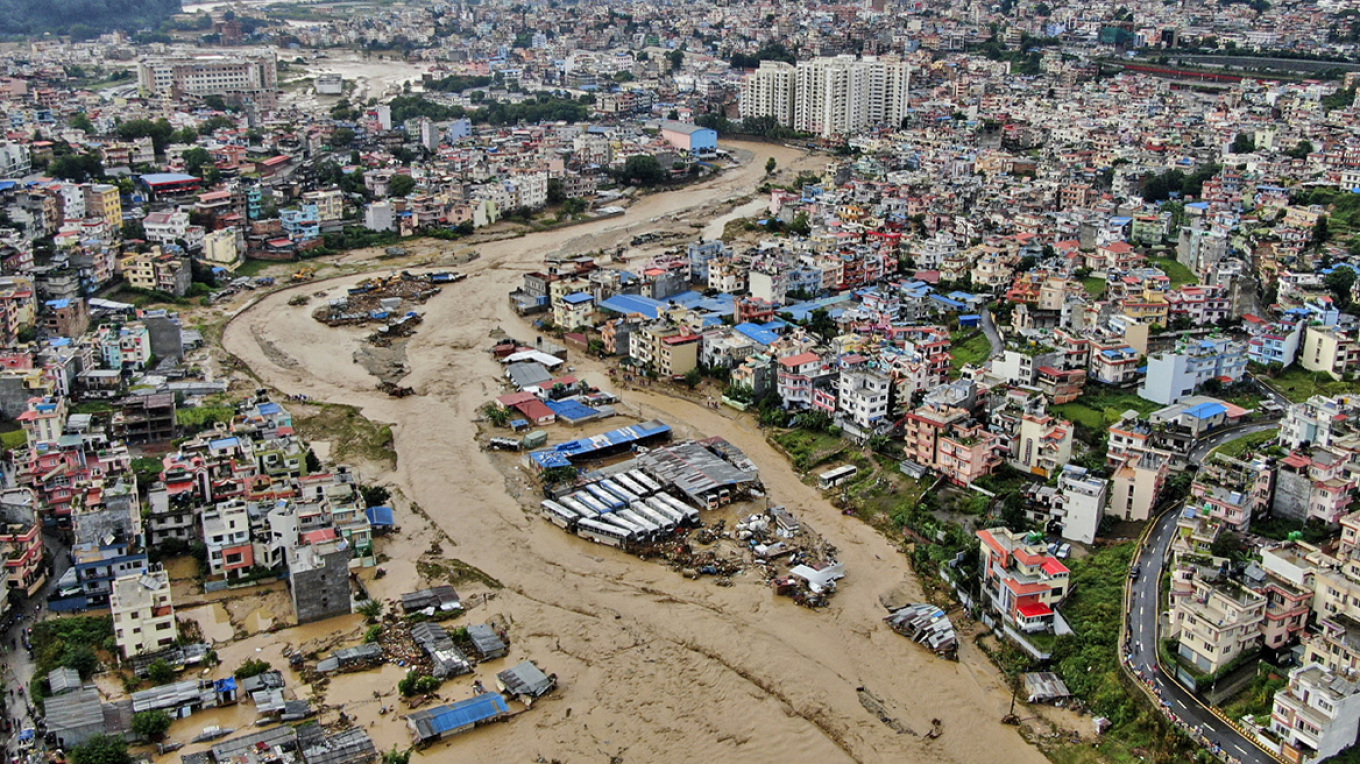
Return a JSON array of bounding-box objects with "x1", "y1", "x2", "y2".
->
[
  {"x1": 1130, "y1": 564, "x2": 1141, "y2": 580},
  {"x1": 1056, "y1": 543, "x2": 1072, "y2": 559}
]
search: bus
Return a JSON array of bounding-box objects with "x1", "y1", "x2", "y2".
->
[
  {"x1": 571, "y1": 491, "x2": 611, "y2": 516},
  {"x1": 656, "y1": 493, "x2": 701, "y2": 525},
  {"x1": 629, "y1": 470, "x2": 663, "y2": 494},
  {"x1": 577, "y1": 517, "x2": 633, "y2": 547},
  {"x1": 613, "y1": 473, "x2": 650, "y2": 497},
  {"x1": 631, "y1": 502, "x2": 676, "y2": 533},
  {"x1": 540, "y1": 500, "x2": 580, "y2": 529},
  {"x1": 559, "y1": 495, "x2": 598, "y2": 519},
  {"x1": 645, "y1": 497, "x2": 685, "y2": 526},
  {"x1": 585, "y1": 483, "x2": 626, "y2": 510},
  {"x1": 598, "y1": 479, "x2": 638, "y2": 505},
  {"x1": 818, "y1": 465, "x2": 859, "y2": 490},
  {"x1": 598, "y1": 513, "x2": 646, "y2": 538},
  {"x1": 616, "y1": 509, "x2": 660, "y2": 540}
]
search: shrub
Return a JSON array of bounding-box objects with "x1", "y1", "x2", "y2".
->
[
  {"x1": 398, "y1": 669, "x2": 441, "y2": 696},
  {"x1": 132, "y1": 709, "x2": 172, "y2": 739},
  {"x1": 234, "y1": 658, "x2": 272, "y2": 679},
  {"x1": 146, "y1": 658, "x2": 176, "y2": 684}
]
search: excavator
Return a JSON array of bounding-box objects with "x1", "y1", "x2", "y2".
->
[{"x1": 291, "y1": 265, "x2": 317, "y2": 282}]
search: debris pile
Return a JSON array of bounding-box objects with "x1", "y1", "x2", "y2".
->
[
  {"x1": 884, "y1": 603, "x2": 959, "y2": 659},
  {"x1": 314, "y1": 272, "x2": 453, "y2": 327}
]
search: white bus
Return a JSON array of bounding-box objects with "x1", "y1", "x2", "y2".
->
[
  {"x1": 540, "y1": 500, "x2": 580, "y2": 529},
  {"x1": 599, "y1": 479, "x2": 638, "y2": 505},
  {"x1": 630, "y1": 470, "x2": 663, "y2": 494},
  {"x1": 571, "y1": 491, "x2": 611, "y2": 516},
  {"x1": 657, "y1": 493, "x2": 701, "y2": 525},
  {"x1": 631, "y1": 501, "x2": 676, "y2": 533},
  {"x1": 614, "y1": 473, "x2": 650, "y2": 497},
  {"x1": 585, "y1": 483, "x2": 626, "y2": 510},
  {"x1": 598, "y1": 513, "x2": 646, "y2": 538},
  {"x1": 616, "y1": 509, "x2": 660, "y2": 540},
  {"x1": 645, "y1": 497, "x2": 685, "y2": 526},
  {"x1": 818, "y1": 465, "x2": 859, "y2": 490},
  {"x1": 559, "y1": 495, "x2": 598, "y2": 519},
  {"x1": 577, "y1": 517, "x2": 633, "y2": 547}
]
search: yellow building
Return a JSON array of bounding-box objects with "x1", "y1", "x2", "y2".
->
[
  {"x1": 82, "y1": 183, "x2": 122, "y2": 226},
  {"x1": 1302, "y1": 326, "x2": 1359, "y2": 381}
]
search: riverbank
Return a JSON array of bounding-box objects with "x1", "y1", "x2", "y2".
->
[{"x1": 217, "y1": 141, "x2": 1052, "y2": 763}]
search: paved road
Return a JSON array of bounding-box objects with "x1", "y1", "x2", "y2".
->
[
  {"x1": 1, "y1": 529, "x2": 70, "y2": 756},
  {"x1": 1127, "y1": 425, "x2": 1281, "y2": 764},
  {"x1": 980, "y1": 308, "x2": 1004, "y2": 359}
]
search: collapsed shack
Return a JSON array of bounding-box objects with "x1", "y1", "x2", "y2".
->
[
  {"x1": 400, "y1": 585, "x2": 463, "y2": 617},
  {"x1": 410, "y1": 622, "x2": 473, "y2": 678},
  {"x1": 1022, "y1": 672, "x2": 1074, "y2": 705},
  {"x1": 318, "y1": 642, "x2": 385, "y2": 674},
  {"x1": 466, "y1": 623, "x2": 509, "y2": 660},
  {"x1": 884, "y1": 603, "x2": 959, "y2": 659},
  {"x1": 495, "y1": 661, "x2": 556, "y2": 705}
]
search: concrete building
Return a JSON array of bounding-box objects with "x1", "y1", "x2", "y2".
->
[
  {"x1": 791, "y1": 55, "x2": 911, "y2": 138},
  {"x1": 82, "y1": 184, "x2": 122, "y2": 226},
  {"x1": 202, "y1": 501, "x2": 254, "y2": 580},
  {"x1": 1271, "y1": 664, "x2": 1360, "y2": 762},
  {"x1": 364, "y1": 200, "x2": 395, "y2": 232},
  {"x1": 1302, "y1": 325, "x2": 1360, "y2": 381},
  {"x1": 657, "y1": 121, "x2": 718, "y2": 155},
  {"x1": 1057, "y1": 465, "x2": 1107, "y2": 545},
  {"x1": 110, "y1": 565, "x2": 177, "y2": 659},
  {"x1": 976, "y1": 527, "x2": 1071, "y2": 636},
  {"x1": 1009, "y1": 413, "x2": 1073, "y2": 479},
  {"x1": 1108, "y1": 451, "x2": 1169, "y2": 522},
  {"x1": 837, "y1": 369, "x2": 891, "y2": 431},
  {"x1": 1169, "y1": 565, "x2": 1265, "y2": 675},
  {"x1": 138, "y1": 53, "x2": 279, "y2": 103},
  {"x1": 1281, "y1": 395, "x2": 1360, "y2": 450},
  {"x1": 630, "y1": 322, "x2": 701, "y2": 377},
  {"x1": 289, "y1": 536, "x2": 352, "y2": 624},
  {"x1": 740, "y1": 61, "x2": 796, "y2": 127},
  {"x1": 1139, "y1": 336, "x2": 1247, "y2": 405},
  {"x1": 200, "y1": 227, "x2": 244, "y2": 271}
]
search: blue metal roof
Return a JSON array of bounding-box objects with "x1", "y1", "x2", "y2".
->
[
  {"x1": 734, "y1": 322, "x2": 778, "y2": 346},
  {"x1": 209, "y1": 437, "x2": 240, "y2": 449},
  {"x1": 530, "y1": 421, "x2": 671, "y2": 467},
  {"x1": 1184, "y1": 402, "x2": 1227, "y2": 419},
  {"x1": 929, "y1": 295, "x2": 965, "y2": 309},
  {"x1": 598, "y1": 294, "x2": 664, "y2": 319},
  {"x1": 562, "y1": 292, "x2": 594, "y2": 305},
  {"x1": 366, "y1": 506, "x2": 395, "y2": 527},
  {"x1": 545, "y1": 399, "x2": 598, "y2": 421},
  {"x1": 257, "y1": 402, "x2": 283, "y2": 415},
  {"x1": 419, "y1": 694, "x2": 509, "y2": 735}
]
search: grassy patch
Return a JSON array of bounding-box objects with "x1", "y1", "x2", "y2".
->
[
  {"x1": 1149, "y1": 256, "x2": 1197, "y2": 288},
  {"x1": 1264, "y1": 366, "x2": 1358, "y2": 403},
  {"x1": 950, "y1": 331, "x2": 993, "y2": 372},
  {"x1": 416, "y1": 558, "x2": 502, "y2": 589},
  {"x1": 233, "y1": 259, "x2": 286, "y2": 279},
  {"x1": 1053, "y1": 388, "x2": 1159, "y2": 431},
  {"x1": 1, "y1": 429, "x2": 25, "y2": 450},
  {"x1": 1212, "y1": 428, "x2": 1278, "y2": 459},
  {"x1": 1082, "y1": 276, "x2": 1107, "y2": 298},
  {"x1": 293, "y1": 404, "x2": 396, "y2": 469},
  {"x1": 1220, "y1": 666, "x2": 1287, "y2": 726},
  {"x1": 770, "y1": 428, "x2": 846, "y2": 472}
]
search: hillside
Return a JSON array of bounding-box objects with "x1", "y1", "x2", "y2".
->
[{"x1": 0, "y1": 0, "x2": 182, "y2": 37}]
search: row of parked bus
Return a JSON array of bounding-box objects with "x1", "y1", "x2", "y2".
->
[{"x1": 540, "y1": 469, "x2": 700, "y2": 547}]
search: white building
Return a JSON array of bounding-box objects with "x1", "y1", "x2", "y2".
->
[
  {"x1": 838, "y1": 369, "x2": 891, "y2": 430},
  {"x1": 364, "y1": 200, "x2": 395, "y2": 232},
  {"x1": 740, "y1": 61, "x2": 796, "y2": 126},
  {"x1": 202, "y1": 501, "x2": 252, "y2": 580},
  {"x1": 1281, "y1": 395, "x2": 1360, "y2": 450},
  {"x1": 137, "y1": 53, "x2": 278, "y2": 101},
  {"x1": 110, "y1": 565, "x2": 177, "y2": 659},
  {"x1": 1271, "y1": 664, "x2": 1360, "y2": 762},
  {"x1": 200, "y1": 227, "x2": 243, "y2": 271},
  {"x1": 0, "y1": 141, "x2": 30, "y2": 177},
  {"x1": 1057, "y1": 465, "x2": 1107, "y2": 545},
  {"x1": 1138, "y1": 336, "x2": 1248, "y2": 405},
  {"x1": 59, "y1": 184, "x2": 85, "y2": 220},
  {"x1": 792, "y1": 55, "x2": 911, "y2": 138},
  {"x1": 142, "y1": 211, "x2": 192, "y2": 245}
]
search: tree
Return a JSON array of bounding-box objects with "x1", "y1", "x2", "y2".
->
[
  {"x1": 331, "y1": 127, "x2": 355, "y2": 148},
  {"x1": 666, "y1": 49, "x2": 684, "y2": 72},
  {"x1": 1286, "y1": 139, "x2": 1314, "y2": 159},
  {"x1": 121, "y1": 219, "x2": 146, "y2": 241},
  {"x1": 146, "y1": 658, "x2": 176, "y2": 684},
  {"x1": 70, "y1": 112, "x2": 94, "y2": 134},
  {"x1": 683, "y1": 368, "x2": 702, "y2": 389},
  {"x1": 1230, "y1": 132, "x2": 1256, "y2": 154},
  {"x1": 49, "y1": 152, "x2": 103, "y2": 182},
  {"x1": 181, "y1": 147, "x2": 213, "y2": 178},
  {"x1": 1325, "y1": 266, "x2": 1356, "y2": 309},
  {"x1": 764, "y1": 156, "x2": 777, "y2": 176},
  {"x1": 305, "y1": 449, "x2": 321, "y2": 473},
  {"x1": 1314, "y1": 215, "x2": 1332, "y2": 247},
  {"x1": 618, "y1": 154, "x2": 666, "y2": 186},
  {"x1": 235, "y1": 658, "x2": 272, "y2": 679},
  {"x1": 132, "y1": 709, "x2": 173, "y2": 739},
  {"x1": 1211, "y1": 529, "x2": 1248, "y2": 561},
  {"x1": 70, "y1": 735, "x2": 132, "y2": 764},
  {"x1": 808, "y1": 308, "x2": 837, "y2": 340},
  {"x1": 388, "y1": 174, "x2": 417, "y2": 198},
  {"x1": 360, "y1": 485, "x2": 391, "y2": 507}
]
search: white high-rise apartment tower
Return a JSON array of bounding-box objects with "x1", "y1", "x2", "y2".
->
[
  {"x1": 740, "y1": 55, "x2": 910, "y2": 138},
  {"x1": 740, "y1": 61, "x2": 796, "y2": 127}
]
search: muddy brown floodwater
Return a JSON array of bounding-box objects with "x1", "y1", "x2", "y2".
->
[{"x1": 220, "y1": 142, "x2": 1053, "y2": 763}]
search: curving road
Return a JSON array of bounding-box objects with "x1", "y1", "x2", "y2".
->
[{"x1": 1126, "y1": 422, "x2": 1284, "y2": 764}]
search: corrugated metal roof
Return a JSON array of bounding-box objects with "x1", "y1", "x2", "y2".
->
[{"x1": 410, "y1": 694, "x2": 509, "y2": 739}]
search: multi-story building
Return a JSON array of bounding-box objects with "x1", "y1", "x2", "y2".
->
[
  {"x1": 1169, "y1": 565, "x2": 1265, "y2": 675},
  {"x1": 1190, "y1": 452, "x2": 1273, "y2": 531},
  {"x1": 82, "y1": 184, "x2": 122, "y2": 226},
  {"x1": 1139, "y1": 336, "x2": 1248, "y2": 405},
  {"x1": 110, "y1": 565, "x2": 177, "y2": 659},
  {"x1": 1271, "y1": 664, "x2": 1360, "y2": 763},
  {"x1": 0, "y1": 488, "x2": 45, "y2": 595},
  {"x1": 836, "y1": 369, "x2": 891, "y2": 431},
  {"x1": 976, "y1": 527, "x2": 1071, "y2": 636},
  {"x1": 764, "y1": 55, "x2": 912, "y2": 138},
  {"x1": 740, "y1": 61, "x2": 796, "y2": 126},
  {"x1": 1108, "y1": 451, "x2": 1169, "y2": 522},
  {"x1": 200, "y1": 227, "x2": 243, "y2": 271},
  {"x1": 202, "y1": 500, "x2": 254, "y2": 580},
  {"x1": 1009, "y1": 413, "x2": 1073, "y2": 479},
  {"x1": 1056, "y1": 465, "x2": 1107, "y2": 545},
  {"x1": 137, "y1": 53, "x2": 279, "y2": 104},
  {"x1": 1302, "y1": 326, "x2": 1360, "y2": 381},
  {"x1": 629, "y1": 322, "x2": 701, "y2": 377},
  {"x1": 1281, "y1": 395, "x2": 1360, "y2": 450}
]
